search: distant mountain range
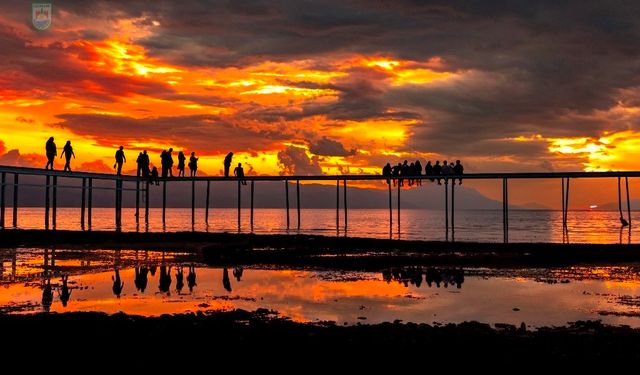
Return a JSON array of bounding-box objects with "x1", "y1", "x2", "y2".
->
[{"x1": 1, "y1": 174, "x2": 535, "y2": 209}]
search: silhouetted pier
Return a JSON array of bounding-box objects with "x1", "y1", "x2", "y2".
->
[{"x1": 0, "y1": 165, "x2": 635, "y2": 243}]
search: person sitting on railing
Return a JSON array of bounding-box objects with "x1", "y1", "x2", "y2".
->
[
  {"x1": 60, "y1": 140, "x2": 75, "y2": 172},
  {"x1": 150, "y1": 166, "x2": 160, "y2": 185},
  {"x1": 414, "y1": 160, "x2": 423, "y2": 186},
  {"x1": 45, "y1": 137, "x2": 56, "y2": 170},
  {"x1": 391, "y1": 163, "x2": 401, "y2": 187},
  {"x1": 433, "y1": 160, "x2": 442, "y2": 184},
  {"x1": 234, "y1": 162, "x2": 247, "y2": 185},
  {"x1": 114, "y1": 146, "x2": 126, "y2": 175},
  {"x1": 382, "y1": 162, "x2": 392, "y2": 185},
  {"x1": 441, "y1": 160, "x2": 452, "y2": 184},
  {"x1": 453, "y1": 160, "x2": 464, "y2": 185},
  {"x1": 188, "y1": 152, "x2": 198, "y2": 177},
  {"x1": 425, "y1": 160, "x2": 434, "y2": 182}
]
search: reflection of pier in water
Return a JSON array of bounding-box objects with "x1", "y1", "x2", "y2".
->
[{"x1": 0, "y1": 165, "x2": 637, "y2": 243}]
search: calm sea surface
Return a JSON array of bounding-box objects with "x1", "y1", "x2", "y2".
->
[
  {"x1": 2, "y1": 248, "x2": 640, "y2": 327},
  {"x1": 4, "y1": 207, "x2": 638, "y2": 243}
]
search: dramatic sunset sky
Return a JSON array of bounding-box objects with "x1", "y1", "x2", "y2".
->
[{"x1": 1, "y1": 1, "x2": 640, "y2": 207}]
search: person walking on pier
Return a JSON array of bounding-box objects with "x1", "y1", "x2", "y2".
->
[
  {"x1": 60, "y1": 141, "x2": 75, "y2": 172},
  {"x1": 177, "y1": 151, "x2": 186, "y2": 177},
  {"x1": 189, "y1": 152, "x2": 199, "y2": 177},
  {"x1": 45, "y1": 137, "x2": 57, "y2": 170},
  {"x1": 224, "y1": 152, "x2": 233, "y2": 177},
  {"x1": 453, "y1": 160, "x2": 464, "y2": 185},
  {"x1": 234, "y1": 162, "x2": 247, "y2": 185},
  {"x1": 114, "y1": 146, "x2": 126, "y2": 175}
]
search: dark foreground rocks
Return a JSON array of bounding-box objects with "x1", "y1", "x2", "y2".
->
[{"x1": 2, "y1": 310, "x2": 640, "y2": 368}]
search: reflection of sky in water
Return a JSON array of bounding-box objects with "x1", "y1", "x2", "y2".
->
[
  {"x1": 2, "y1": 249, "x2": 640, "y2": 327},
  {"x1": 4, "y1": 207, "x2": 640, "y2": 243}
]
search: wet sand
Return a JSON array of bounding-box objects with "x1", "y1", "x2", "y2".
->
[{"x1": 3, "y1": 310, "x2": 640, "y2": 365}]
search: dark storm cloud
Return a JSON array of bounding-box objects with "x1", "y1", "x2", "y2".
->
[
  {"x1": 309, "y1": 137, "x2": 355, "y2": 157},
  {"x1": 54, "y1": 113, "x2": 290, "y2": 153}
]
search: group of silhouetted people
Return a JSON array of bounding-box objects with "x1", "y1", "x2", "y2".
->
[
  {"x1": 382, "y1": 159, "x2": 464, "y2": 187},
  {"x1": 43, "y1": 137, "x2": 258, "y2": 183}
]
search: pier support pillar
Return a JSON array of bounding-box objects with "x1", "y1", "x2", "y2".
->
[
  {"x1": 52, "y1": 176, "x2": 57, "y2": 229},
  {"x1": 88, "y1": 178, "x2": 93, "y2": 229},
  {"x1": 237, "y1": 180, "x2": 241, "y2": 231},
  {"x1": 0, "y1": 172, "x2": 5, "y2": 228},
  {"x1": 336, "y1": 180, "x2": 339, "y2": 232},
  {"x1": 81, "y1": 177, "x2": 86, "y2": 229},
  {"x1": 388, "y1": 181, "x2": 392, "y2": 231},
  {"x1": 45, "y1": 175, "x2": 50, "y2": 230},
  {"x1": 162, "y1": 180, "x2": 167, "y2": 225},
  {"x1": 445, "y1": 181, "x2": 449, "y2": 241},
  {"x1": 144, "y1": 180, "x2": 149, "y2": 225},
  {"x1": 626, "y1": 176, "x2": 632, "y2": 227},
  {"x1": 191, "y1": 178, "x2": 196, "y2": 227},
  {"x1": 12, "y1": 174, "x2": 18, "y2": 228},
  {"x1": 135, "y1": 178, "x2": 140, "y2": 224},
  {"x1": 205, "y1": 180, "x2": 210, "y2": 225},
  {"x1": 250, "y1": 180, "x2": 254, "y2": 230},
  {"x1": 285, "y1": 180, "x2": 290, "y2": 229},
  {"x1": 343, "y1": 179, "x2": 347, "y2": 232},
  {"x1": 296, "y1": 179, "x2": 301, "y2": 230}
]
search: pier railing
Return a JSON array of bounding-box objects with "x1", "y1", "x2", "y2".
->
[{"x1": 0, "y1": 165, "x2": 635, "y2": 242}]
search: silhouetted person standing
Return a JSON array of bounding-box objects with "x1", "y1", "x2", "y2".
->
[
  {"x1": 57, "y1": 275, "x2": 72, "y2": 307},
  {"x1": 136, "y1": 152, "x2": 144, "y2": 177},
  {"x1": 188, "y1": 152, "x2": 198, "y2": 177},
  {"x1": 141, "y1": 150, "x2": 150, "y2": 177},
  {"x1": 60, "y1": 141, "x2": 75, "y2": 172},
  {"x1": 414, "y1": 160, "x2": 423, "y2": 186},
  {"x1": 177, "y1": 151, "x2": 186, "y2": 177},
  {"x1": 224, "y1": 152, "x2": 233, "y2": 177},
  {"x1": 112, "y1": 269, "x2": 124, "y2": 298},
  {"x1": 234, "y1": 163, "x2": 247, "y2": 185},
  {"x1": 222, "y1": 267, "x2": 232, "y2": 292},
  {"x1": 187, "y1": 264, "x2": 197, "y2": 293},
  {"x1": 161, "y1": 148, "x2": 174, "y2": 178},
  {"x1": 45, "y1": 137, "x2": 57, "y2": 170},
  {"x1": 114, "y1": 146, "x2": 126, "y2": 175}
]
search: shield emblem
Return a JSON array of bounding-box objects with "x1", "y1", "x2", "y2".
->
[{"x1": 32, "y1": 3, "x2": 52, "y2": 30}]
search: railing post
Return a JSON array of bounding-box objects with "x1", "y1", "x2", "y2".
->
[
  {"x1": 250, "y1": 180, "x2": 254, "y2": 230},
  {"x1": 162, "y1": 180, "x2": 167, "y2": 225},
  {"x1": 237, "y1": 180, "x2": 241, "y2": 231},
  {"x1": 135, "y1": 178, "x2": 140, "y2": 224},
  {"x1": 285, "y1": 180, "x2": 290, "y2": 229},
  {"x1": 12, "y1": 173, "x2": 18, "y2": 228},
  {"x1": 81, "y1": 177, "x2": 86, "y2": 229},
  {"x1": 343, "y1": 179, "x2": 347, "y2": 232},
  {"x1": 205, "y1": 180, "x2": 210, "y2": 225},
  {"x1": 52, "y1": 176, "x2": 57, "y2": 229},
  {"x1": 626, "y1": 176, "x2": 632, "y2": 227},
  {"x1": 88, "y1": 178, "x2": 92, "y2": 228},
  {"x1": 296, "y1": 179, "x2": 301, "y2": 229},
  {"x1": 45, "y1": 175, "x2": 50, "y2": 230},
  {"x1": 0, "y1": 172, "x2": 5, "y2": 228},
  {"x1": 191, "y1": 178, "x2": 196, "y2": 227}
]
